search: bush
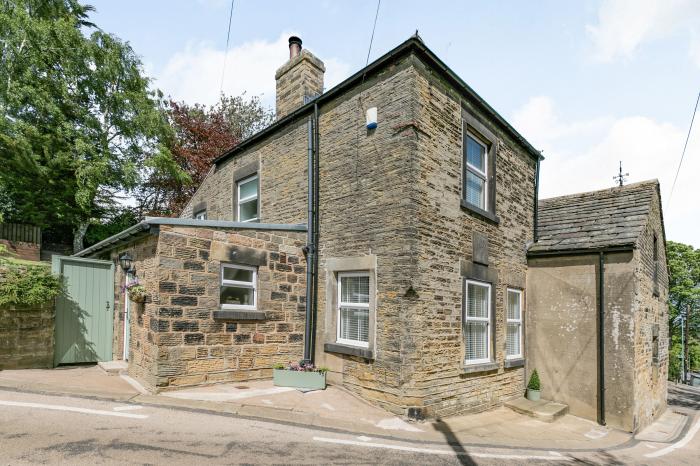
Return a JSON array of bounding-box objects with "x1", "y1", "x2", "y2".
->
[
  {"x1": 0, "y1": 246, "x2": 62, "y2": 306},
  {"x1": 527, "y1": 369, "x2": 541, "y2": 391}
]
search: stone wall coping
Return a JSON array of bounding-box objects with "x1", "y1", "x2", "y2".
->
[
  {"x1": 462, "y1": 362, "x2": 499, "y2": 374},
  {"x1": 324, "y1": 342, "x2": 373, "y2": 360},
  {"x1": 504, "y1": 358, "x2": 525, "y2": 369},
  {"x1": 213, "y1": 310, "x2": 267, "y2": 321}
]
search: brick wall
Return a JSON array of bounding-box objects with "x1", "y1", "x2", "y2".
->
[{"x1": 0, "y1": 301, "x2": 54, "y2": 369}]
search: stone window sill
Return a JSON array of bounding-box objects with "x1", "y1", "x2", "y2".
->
[
  {"x1": 460, "y1": 200, "x2": 500, "y2": 225},
  {"x1": 504, "y1": 358, "x2": 525, "y2": 369},
  {"x1": 462, "y1": 361, "x2": 498, "y2": 374},
  {"x1": 324, "y1": 342, "x2": 373, "y2": 360},
  {"x1": 213, "y1": 309, "x2": 266, "y2": 321}
]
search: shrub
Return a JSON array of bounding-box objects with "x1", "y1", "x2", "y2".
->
[
  {"x1": 0, "y1": 263, "x2": 62, "y2": 306},
  {"x1": 527, "y1": 369, "x2": 541, "y2": 391}
]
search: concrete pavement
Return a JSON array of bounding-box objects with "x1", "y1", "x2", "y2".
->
[{"x1": 1, "y1": 365, "x2": 699, "y2": 464}]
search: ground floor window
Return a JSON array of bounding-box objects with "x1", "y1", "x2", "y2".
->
[
  {"x1": 506, "y1": 288, "x2": 523, "y2": 359},
  {"x1": 464, "y1": 279, "x2": 491, "y2": 364},
  {"x1": 220, "y1": 263, "x2": 256, "y2": 310},
  {"x1": 337, "y1": 272, "x2": 370, "y2": 348}
]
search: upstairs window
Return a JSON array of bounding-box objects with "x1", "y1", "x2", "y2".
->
[
  {"x1": 506, "y1": 289, "x2": 523, "y2": 359},
  {"x1": 220, "y1": 263, "x2": 257, "y2": 310},
  {"x1": 337, "y1": 272, "x2": 370, "y2": 348},
  {"x1": 465, "y1": 134, "x2": 488, "y2": 210},
  {"x1": 237, "y1": 175, "x2": 259, "y2": 222},
  {"x1": 464, "y1": 280, "x2": 491, "y2": 364},
  {"x1": 194, "y1": 209, "x2": 207, "y2": 220}
]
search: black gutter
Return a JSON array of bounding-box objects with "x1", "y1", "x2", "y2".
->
[
  {"x1": 598, "y1": 252, "x2": 606, "y2": 426},
  {"x1": 527, "y1": 245, "x2": 635, "y2": 258},
  {"x1": 303, "y1": 112, "x2": 315, "y2": 363},
  {"x1": 311, "y1": 102, "x2": 321, "y2": 363},
  {"x1": 213, "y1": 36, "x2": 543, "y2": 167}
]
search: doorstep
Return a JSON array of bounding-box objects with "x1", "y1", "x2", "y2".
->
[
  {"x1": 504, "y1": 397, "x2": 569, "y2": 422},
  {"x1": 97, "y1": 360, "x2": 128, "y2": 375}
]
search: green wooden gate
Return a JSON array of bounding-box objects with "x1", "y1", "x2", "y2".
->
[{"x1": 52, "y1": 256, "x2": 114, "y2": 365}]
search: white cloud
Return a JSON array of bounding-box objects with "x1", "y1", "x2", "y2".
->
[
  {"x1": 587, "y1": 0, "x2": 700, "y2": 64},
  {"x1": 513, "y1": 96, "x2": 700, "y2": 247},
  {"x1": 155, "y1": 32, "x2": 351, "y2": 108}
]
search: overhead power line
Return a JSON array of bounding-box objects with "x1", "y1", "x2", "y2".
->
[
  {"x1": 219, "y1": 0, "x2": 236, "y2": 95},
  {"x1": 668, "y1": 90, "x2": 700, "y2": 206},
  {"x1": 364, "y1": 0, "x2": 382, "y2": 67}
]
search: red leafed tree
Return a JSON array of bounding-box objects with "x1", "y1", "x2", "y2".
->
[{"x1": 136, "y1": 94, "x2": 273, "y2": 216}]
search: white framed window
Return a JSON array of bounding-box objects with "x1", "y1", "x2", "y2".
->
[
  {"x1": 194, "y1": 210, "x2": 207, "y2": 220},
  {"x1": 237, "y1": 175, "x2": 259, "y2": 222},
  {"x1": 506, "y1": 288, "x2": 523, "y2": 359},
  {"x1": 220, "y1": 263, "x2": 257, "y2": 310},
  {"x1": 464, "y1": 279, "x2": 491, "y2": 364},
  {"x1": 464, "y1": 133, "x2": 488, "y2": 210},
  {"x1": 337, "y1": 272, "x2": 370, "y2": 348}
]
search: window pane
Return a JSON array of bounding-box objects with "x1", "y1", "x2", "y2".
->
[
  {"x1": 466, "y1": 171, "x2": 485, "y2": 209},
  {"x1": 507, "y1": 323, "x2": 521, "y2": 357},
  {"x1": 466, "y1": 135, "x2": 485, "y2": 172},
  {"x1": 467, "y1": 283, "x2": 489, "y2": 318},
  {"x1": 466, "y1": 321, "x2": 488, "y2": 361},
  {"x1": 239, "y1": 177, "x2": 258, "y2": 199},
  {"x1": 341, "y1": 275, "x2": 370, "y2": 304},
  {"x1": 340, "y1": 306, "x2": 369, "y2": 343},
  {"x1": 223, "y1": 267, "x2": 253, "y2": 283},
  {"x1": 239, "y1": 199, "x2": 258, "y2": 221},
  {"x1": 195, "y1": 211, "x2": 206, "y2": 220},
  {"x1": 220, "y1": 285, "x2": 254, "y2": 306},
  {"x1": 507, "y1": 290, "x2": 521, "y2": 320}
]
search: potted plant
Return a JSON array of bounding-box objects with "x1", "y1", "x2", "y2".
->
[
  {"x1": 273, "y1": 361, "x2": 328, "y2": 390},
  {"x1": 526, "y1": 369, "x2": 541, "y2": 401},
  {"x1": 123, "y1": 279, "x2": 147, "y2": 303}
]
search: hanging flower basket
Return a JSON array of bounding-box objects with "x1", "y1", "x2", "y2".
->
[{"x1": 127, "y1": 285, "x2": 147, "y2": 303}]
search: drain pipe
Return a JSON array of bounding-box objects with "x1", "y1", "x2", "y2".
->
[
  {"x1": 310, "y1": 102, "x2": 321, "y2": 362},
  {"x1": 534, "y1": 156, "x2": 541, "y2": 242},
  {"x1": 303, "y1": 114, "x2": 315, "y2": 363},
  {"x1": 597, "y1": 251, "x2": 606, "y2": 426}
]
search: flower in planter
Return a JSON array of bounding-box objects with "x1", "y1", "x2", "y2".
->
[{"x1": 274, "y1": 360, "x2": 329, "y2": 373}]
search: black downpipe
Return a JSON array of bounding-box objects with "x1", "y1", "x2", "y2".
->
[
  {"x1": 311, "y1": 102, "x2": 320, "y2": 362},
  {"x1": 303, "y1": 115, "x2": 315, "y2": 363},
  {"x1": 534, "y1": 157, "x2": 540, "y2": 242},
  {"x1": 597, "y1": 252, "x2": 606, "y2": 426}
]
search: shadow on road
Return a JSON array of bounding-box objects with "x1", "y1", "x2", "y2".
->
[
  {"x1": 433, "y1": 419, "x2": 476, "y2": 466},
  {"x1": 668, "y1": 383, "x2": 700, "y2": 410}
]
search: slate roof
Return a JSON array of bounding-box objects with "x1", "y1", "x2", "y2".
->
[{"x1": 529, "y1": 180, "x2": 659, "y2": 255}]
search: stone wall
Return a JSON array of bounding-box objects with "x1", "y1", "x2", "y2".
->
[
  {"x1": 0, "y1": 301, "x2": 54, "y2": 369},
  {"x1": 407, "y1": 58, "x2": 537, "y2": 417},
  {"x1": 112, "y1": 226, "x2": 306, "y2": 392},
  {"x1": 527, "y1": 252, "x2": 643, "y2": 432},
  {"x1": 632, "y1": 189, "x2": 669, "y2": 431}
]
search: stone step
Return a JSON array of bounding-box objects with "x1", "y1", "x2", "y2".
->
[
  {"x1": 504, "y1": 397, "x2": 569, "y2": 422},
  {"x1": 97, "y1": 360, "x2": 128, "y2": 376}
]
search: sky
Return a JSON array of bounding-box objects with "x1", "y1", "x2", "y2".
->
[{"x1": 89, "y1": 0, "x2": 700, "y2": 247}]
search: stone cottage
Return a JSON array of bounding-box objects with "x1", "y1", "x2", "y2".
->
[
  {"x1": 76, "y1": 35, "x2": 668, "y2": 431},
  {"x1": 527, "y1": 181, "x2": 668, "y2": 431}
]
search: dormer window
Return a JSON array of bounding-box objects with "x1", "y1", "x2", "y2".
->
[
  {"x1": 194, "y1": 210, "x2": 207, "y2": 220},
  {"x1": 237, "y1": 175, "x2": 259, "y2": 222}
]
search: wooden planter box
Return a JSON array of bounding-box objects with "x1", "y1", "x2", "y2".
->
[{"x1": 273, "y1": 369, "x2": 326, "y2": 390}]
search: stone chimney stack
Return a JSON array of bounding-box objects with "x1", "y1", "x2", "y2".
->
[{"x1": 275, "y1": 36, "x2": 325, "y2": 119}]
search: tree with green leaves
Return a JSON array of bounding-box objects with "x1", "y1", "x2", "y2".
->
[
  {"x1": 667, "y1": 240, "x2": 700, "y2": 380},
  {"x1": 0, "y1": 0, "x2": 186, "y2": 252}
]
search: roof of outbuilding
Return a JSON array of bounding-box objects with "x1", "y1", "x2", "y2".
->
[{"x1": 529, "y1": 180, "x2": 660, "y2": 255}]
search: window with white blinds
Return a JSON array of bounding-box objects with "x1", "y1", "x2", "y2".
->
[
  {"x1": 506, "y1": 288, "x2": 523, "y2": 359},
  {"x1": 337, "y1": 272, "x2": 370, "y2": 348},
  {"x1": 464, "y1": 280, "x2": 491, "y2": 364}
]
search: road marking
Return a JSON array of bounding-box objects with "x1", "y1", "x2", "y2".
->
[
  {"x1": 645, "y1": 416, "x2": 700, "y2": 458},
  {"x1": 112, "y1": 405, "x2": 143, "y2": 412},
  {"x1": 313, "y1": 437, "x2": 571, "y2": 461},
  {"x1": 0, "y1": 400, "x2": 148, "y2": 419}
]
